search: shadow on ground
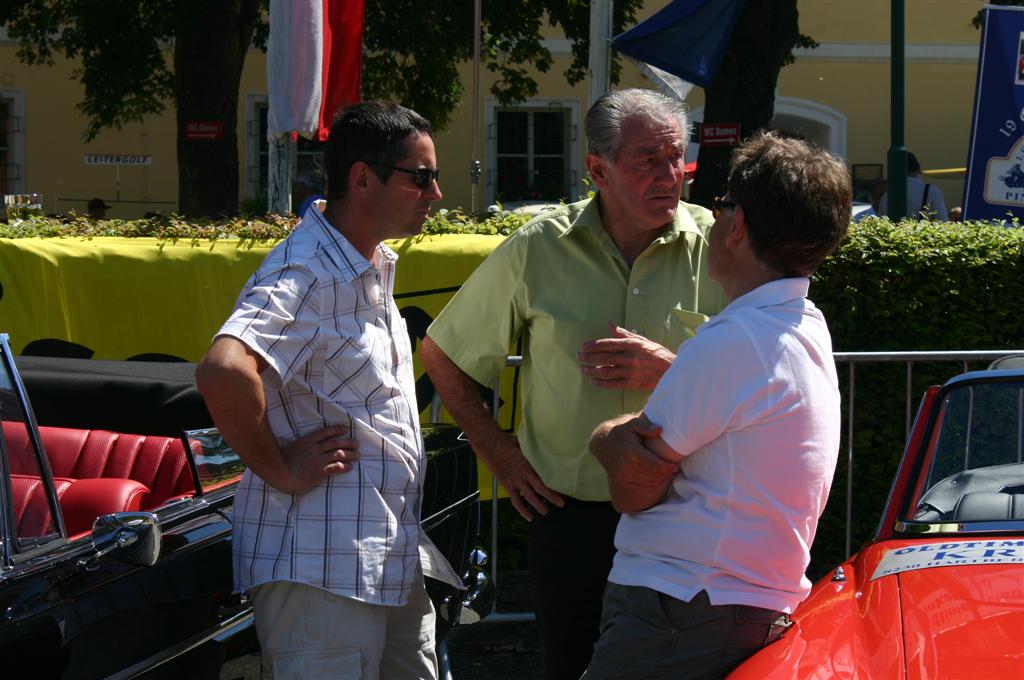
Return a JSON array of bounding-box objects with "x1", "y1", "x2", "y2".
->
[{"x1": 447, "y1": 618, "x2": 543, "y2": 680}]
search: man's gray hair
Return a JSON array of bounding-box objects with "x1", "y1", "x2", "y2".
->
[{"x1": 585, "y1": 88, "x2": 690, "y2": 161}]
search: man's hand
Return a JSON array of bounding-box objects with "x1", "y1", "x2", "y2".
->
[
  {"x1": 590, "y1": 413, "x2": 682, "y2": 513},
  {"x1": 578, "y1": 322, "x2": 675, "y2": 390},
  {"x1": 483, "y1": 430, "x2": 565, "y2": 521},
  {"x1": 420, "y1": 335, "x2": 564, "y2": 522},
  {"x1": 272, "y1": 425, "x2": 360, "y2": 495}
]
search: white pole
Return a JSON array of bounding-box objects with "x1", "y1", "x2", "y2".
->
[
  {"x1": 269, "y1": 135, "x2": 292, "y2": 215},
  {"x1": 588, "y1": 0, "x2": 614, "y2": 109}
]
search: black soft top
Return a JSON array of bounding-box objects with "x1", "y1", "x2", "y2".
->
[{"x1": 14, "y1": 356, "x2": 213, "y2": 437}]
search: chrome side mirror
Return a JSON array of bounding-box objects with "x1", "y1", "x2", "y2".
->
[{"x1": 91, "y1": 512, "x2": 162, "y2": 567}]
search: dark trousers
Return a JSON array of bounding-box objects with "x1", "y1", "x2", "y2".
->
[
  {"x1": 584, "y1": 585, "x2": 791, "y2": 680},
  {"x1": 527, "y1": 497, "x2": 620, "y2": 680}
]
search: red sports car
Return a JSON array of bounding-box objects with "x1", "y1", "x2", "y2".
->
[{"x1": 731, "y1": 365, "x2": 1024, "y2": 679}]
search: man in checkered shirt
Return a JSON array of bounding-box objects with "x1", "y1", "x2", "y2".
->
[{"x1": 196, "y1": 101, "x2": 448, "y2": 679}]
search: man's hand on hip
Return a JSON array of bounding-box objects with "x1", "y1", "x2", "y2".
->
[
  {"x1": 578, "y1": 322, "x2": 675, "y2": 390},
  {"x1": 274, "y1": 424, "x2": 359, "y2": 495},
  {"x1": 484, "y1": 430, "x2": 565, "y2": 521}
]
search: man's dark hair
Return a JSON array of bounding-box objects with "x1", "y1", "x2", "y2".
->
[
  {"x1": 727, "y1": 131, "x2": 851, "y2": 277},
  {"x1": 324, "y1": 101, "x2": 433, "y2": 201}
]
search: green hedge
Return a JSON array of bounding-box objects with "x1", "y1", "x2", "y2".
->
[
  {"x1": 0, "y1": 206, "x2": 533, "y2": 240},
  {"x1": 5, "y1": 211, "x2": 1023, "y2": 577},
  {"x1": 809, "y1": 217, "x2": 1024, "y2": 572}
]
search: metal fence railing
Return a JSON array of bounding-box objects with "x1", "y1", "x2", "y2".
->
[{"x1": 434, "y1": 349, "x2": 1024, "y2": 618}]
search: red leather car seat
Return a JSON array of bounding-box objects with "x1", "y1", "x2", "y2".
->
[
  {"x1": 9, "y1": 473, "x2": 74, "y2": 537},
  {"x1": 9, "y1": 473, "x2": 150, "y2": 538},
  {"x1": 59, "y1": 477, "x2": 149, "y2": 536},
  {"x1": 3, "y1": 423, "x2": 194, "y2": 509}
]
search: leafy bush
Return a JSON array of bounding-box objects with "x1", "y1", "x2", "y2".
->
[{"x1": 0, "y1": 208, "x2": 534, "y2": 240}]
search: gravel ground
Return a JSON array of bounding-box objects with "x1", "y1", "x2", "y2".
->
[{"x1": 446, "y1": 618, "x2": 543, "y2": 680}]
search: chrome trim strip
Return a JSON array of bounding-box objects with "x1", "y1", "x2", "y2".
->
[
  {"x1": 895, "y1": 520, "x2": 1024, "y2": 534},
  {"x1": 106, "y1": 609, "x2": 255, "y2": 680}
]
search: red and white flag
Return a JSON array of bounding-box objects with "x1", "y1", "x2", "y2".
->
[{"x1": 267, "y1": 0, "x2": 364, "y2": 141}]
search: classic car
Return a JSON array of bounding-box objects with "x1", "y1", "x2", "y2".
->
[
  {"x1": 0, "y1": 333, "x2": 492, "y2": 679},
  {"x1": 731, "y1": 363, "x2": 1024, "y2": 679}
]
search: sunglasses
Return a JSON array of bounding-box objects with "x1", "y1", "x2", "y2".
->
[
  {"x1": 712, "y1": 196, "x2": 738, "y2": 219},
  {"x1": 363, "y1": 160, "x2": 440, "y2": 190}
]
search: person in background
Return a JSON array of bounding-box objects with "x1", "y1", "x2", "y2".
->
[
  {"x1": 584, "y1": 131, "x2": 851, "y2": 680},
  {"x1": 87, "y1": 197, "x2": 111, "y2": 219},
  {"x1": 879, "y1": 151, "x2": 949, "y2": 220},
  {"x1": 420, "y1": 88, "x2": 725, "y2": 680},
  {"x1": 293, "y1": 168, "x2": 326, "y2": 218},
  {"x1": 853, "y1": 178, "x2": 886, "y2": 223},
  {"x1": 196, "y1": 101, "x2": 452, "y2": 680}
]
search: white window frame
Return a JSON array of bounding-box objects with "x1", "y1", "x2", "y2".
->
[
  {"x1": 244, "y1": 93, "x2": 268, "y2": 199},
  {"x1": 0, "y1": 89, "x2": 26, "y2": 195},
  {"x1": 484, "y1": 97, "x2": 582, "y2": 207}
]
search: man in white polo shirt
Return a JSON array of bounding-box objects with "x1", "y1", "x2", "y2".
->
[{"x1": 585, "y1": 131, "x2": 851, "y2": 680}]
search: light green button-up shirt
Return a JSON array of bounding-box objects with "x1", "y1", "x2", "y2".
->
[{"x1": 427, "y1": 196, "x2": 727, "y2": 501}]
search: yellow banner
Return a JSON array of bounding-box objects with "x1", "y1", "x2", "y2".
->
[{"x1": 0, "y1": 234, "x2": 515, "y2": 498}]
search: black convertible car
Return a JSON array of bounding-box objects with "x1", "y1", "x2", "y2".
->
[{"x1": 0, "y1": 333, "x2": 491, "y2": 678}]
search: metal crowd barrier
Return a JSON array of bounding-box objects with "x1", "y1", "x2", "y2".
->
[{"x1": 432, "y1": 349, "x2": 1024, "y2": 618}]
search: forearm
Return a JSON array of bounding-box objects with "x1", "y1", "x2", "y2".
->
[
  {"x1": 590, "y1": 414, "x2": 675, "y2": 514},
  {"x1": 195, "y1": 339, "x2": 292, "y2": 491},
  {"x1": 420, "y1": 336, "x2": 508, "y2": 463},
  {"x1": 609, "y1": 474, "x2": 673, "y2": 514}
]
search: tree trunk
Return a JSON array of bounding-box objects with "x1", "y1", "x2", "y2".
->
[
  {"x1": 690, "y1": 1, "x2": 800, "y2": 209},
  {"x1": 174, "y1": 0, "x2": 260, "y2": 217}
]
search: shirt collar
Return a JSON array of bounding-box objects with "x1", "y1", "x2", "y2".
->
[
  {"x1": 303, "y1": 203, "x2": 397, "y2": 283},
  {"x1": 723, "y1": 277, "x2": 811, "y2": 313},
  {"x1": 564, "y1": 192, "x2": 707, "y2": 245}
]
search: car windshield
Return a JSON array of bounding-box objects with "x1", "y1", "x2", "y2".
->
[{"x1": 910, "y1": 376, "x2": 1024, "y2": 527}]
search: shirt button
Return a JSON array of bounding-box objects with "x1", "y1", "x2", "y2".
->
[{"x1": 632, "y1": 287, "x2": 639, "y2": 295}]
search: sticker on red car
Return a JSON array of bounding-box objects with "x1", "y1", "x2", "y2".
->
[{"x1": 871, "y1": 540, "x2": 1024, "y2": 579}]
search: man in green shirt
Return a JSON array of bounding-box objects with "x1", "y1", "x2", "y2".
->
[{"x1": 420, "y1": 89, "x2": 725, "y2": 680}]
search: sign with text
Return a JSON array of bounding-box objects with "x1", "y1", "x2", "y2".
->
[
  {"x1": 871, "y1": 540, "x2": 1024, "y2": 580},
  {"x1": 700, "y1": 123, "x2": 741, "y2": 147},
  {"x1": 84, "y1": 155, "x2": 153, "y2": 166},
  {"x1": 184, "y1": 120, "x2": 224, "y2": 141},
  {"x1": 963, "y1": 6, "x2": 1024, "y2": 220}
]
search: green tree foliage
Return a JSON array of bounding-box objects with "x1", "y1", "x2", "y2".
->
[
  {"x1": 0, "y1": 0, "x2": 179, "y2": 141},
  {"x1": 0, "y1": 0, "x2": 261, "y2": 217},
  {"x1": 0, "y1": 0, "x2": 643, "y2": 217},
  {"x1": 362, "y1": 0, "x2": 641, "y2": 129}
]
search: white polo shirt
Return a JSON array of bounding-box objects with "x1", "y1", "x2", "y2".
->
[{"x1": 609, "y1": 277, "x2": 840, "y2": 614}]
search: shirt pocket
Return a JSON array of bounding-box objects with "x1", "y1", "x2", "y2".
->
[{"x1": 665, "y1": 306, "x2": 710, "y2": 352}]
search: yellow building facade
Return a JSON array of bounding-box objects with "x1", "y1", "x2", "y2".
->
[{"x1": 0, "y1": 0, "x2": 981, "y2": 218}]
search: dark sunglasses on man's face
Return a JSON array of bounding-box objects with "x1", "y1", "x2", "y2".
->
[
  {"x1": 712, "y1": 196, "x2": 738, "y2": 219},
  {"x1": 363, "y1": 160, "x2": 439, "y2": 190}
]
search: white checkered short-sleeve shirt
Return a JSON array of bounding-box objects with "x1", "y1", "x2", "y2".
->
[{"x1": 218, "y1": 207, "x2": 425, "y2": 606}]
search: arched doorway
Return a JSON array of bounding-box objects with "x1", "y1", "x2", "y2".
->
[{"x1": 685, "y1": 97, "x2": 847, "y2": 162}]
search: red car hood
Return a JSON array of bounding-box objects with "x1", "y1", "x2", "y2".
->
[
  {"x1": 897, "y1": 559, "x2": 1024, "y2": 679},
  {"x1": 731, "y1": 539, "x2": 1024, "y2": 679}
]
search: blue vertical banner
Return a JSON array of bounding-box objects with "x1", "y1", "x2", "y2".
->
[{"x1": 963, "y1": 6, "x2": 1024, "y2": 221}]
